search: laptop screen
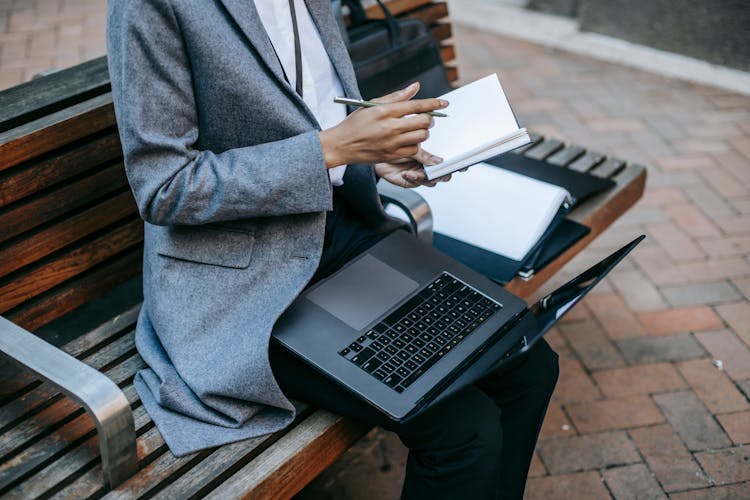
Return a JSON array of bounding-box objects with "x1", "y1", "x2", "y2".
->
[{"x1": 529, "y1": 235, "x2": 645, "y2": 335}]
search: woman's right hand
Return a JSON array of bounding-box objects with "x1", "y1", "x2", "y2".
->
[{"x1": 318, "y1": 82, "x2": 448, "y2": 168}]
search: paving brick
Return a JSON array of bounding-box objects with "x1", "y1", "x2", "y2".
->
[
  {"x1": 637, "y1": 307, "x2": 724, "y2": 336},
  {"x1": 528, "y1": 451, "x2": 546, "y2": 478},
  {"x1": 695, "y1": 330, "x2": 750, "y2": 382},
  {"x1": 630, "y1": 243, "x2": 688, "y2": 286},
  {"x1": 660, "y1": 282, "x2": 742, "y2": 308},
  {"x1": 694, "y1": 446, "x2": 750, "y2": 486},
  {"x1": 539, "y1": 401, "x2": 574, "y2": 439},
  {"x1": 525, "y1": 471, "x2": 610, "y2": 500},
  {"x1": 630, "y1": 424, "x2": 712, "y2": 492},
  {"x1": 602, "y1": 464, "x2": 667, "y2": 500},
  {"x1": 645, "y1": 222, "x2": 706, "y2": 262},
  {"x1": 677, "y1": 258, "x2": 750, "y2": 284},
  {"x1": 616, "y1": 333, "x2": 706, "y2": 364},
  {"x1": 741, "y1": 380, "x2": 750, "y2": 400},
  {"x1": 677, "y1": 359, "x2": 750, "y2": 415},
  {"x1": 558, "y1": 300, "x2": 591, "y2": 323},
  {"x1": 552, "y1": 348, "x2": 603, "y2": 404},
  {"x1": 717, "y1": 411, "x2": 750, "y2": 445},
  {"x1": 543, "y1": 325, "x2": 567, "y2": 350},
  {"x1": 585, "y1": 293, "x2": 647, "y2": 340},
  {"x1": 559, "y1": 320, "x2": 626, "y2": 371},
  {"x1": 653, "y1": 390, "x2": 731, "y2": 451},
  {"x1": 698, "y1": 237, "x2": 750, "y2": 259},
  {"x1": 593, "y1": 363, "x2": 686, "y2": 398},
  {"x1": 699, "y1": 169, "x2": 749, "y2": 199},
  {"x1": 639, "y1": 187, "x2": 686, "y2": 207},
  {"x1": 665, "y1": 203, "x2": 721, "y2": 238},
  {"x1": 537, "y1": 431, "x2": 640, "y2": 474},
  {"x1": 609, "y1": 269, "x2": 669, "y2": 311},
  {"x1": 567, "y1": 395, "x2": 664, "y2": 434},
  {"x1": 683, "y1": 185, "x2": 736, "y2": 217},
  {"x1": 656, "y1": 155, "x2": 716, "y2": 170},
  {"x1": 715, "y1": 302, "x2": 750, "y2": 348},
  {"x1": 670, "y1": 482, "x2": 750, "y2": 500}
]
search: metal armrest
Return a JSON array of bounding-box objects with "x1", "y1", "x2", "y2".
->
[
  {"x1": 0, "y1": 316, "x2": 137, "y2": 487},
  {"x1": 377, "y1": 182, "x2": 433, "y2": 243}
]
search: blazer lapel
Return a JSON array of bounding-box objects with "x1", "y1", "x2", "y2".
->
[
  {"x1": 218, "y1": 0, "x2": 318, "y2": 124},
  {"x1": 304, "y1": 0, "x2": 362, "y2": 99}
]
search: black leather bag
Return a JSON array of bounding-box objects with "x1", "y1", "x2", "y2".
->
[{"x1": 340, "y1": 0, "x2": 451, "y2": 99}]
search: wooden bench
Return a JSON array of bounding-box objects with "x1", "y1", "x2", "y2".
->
[{"x1": 0, "y1": 5, "x2": 646, "y2": 498}]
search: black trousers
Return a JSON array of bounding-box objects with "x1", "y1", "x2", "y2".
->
[
  {"x1": 271, "y1": 193, "x2": 559, "y2": 499},
  {"x1": 271, "y1": 338, "x2": 558, "y2": 500}
]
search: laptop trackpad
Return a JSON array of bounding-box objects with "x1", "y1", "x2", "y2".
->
[{"x1": 307, "y1": 254, "x2": 419, "y2": 331}]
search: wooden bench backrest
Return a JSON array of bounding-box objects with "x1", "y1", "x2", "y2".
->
[
  {"x1": 0, "y1": 0, "x2": 455, "y2": 332},
  {"x1": 0, "y1": 61, "x2": 141, "y2": 332}
]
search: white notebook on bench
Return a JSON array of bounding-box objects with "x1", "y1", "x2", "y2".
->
[{"x1": 421, "y1": 74, "x2": 530, "y2": 180}]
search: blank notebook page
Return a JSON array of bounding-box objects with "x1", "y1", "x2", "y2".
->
[
  {"x1": 413, "y1": 163, "x2": 570, "y2": 261},
  {"x1": 421, "y1": 74, "x2": 520, "y2": 165}
]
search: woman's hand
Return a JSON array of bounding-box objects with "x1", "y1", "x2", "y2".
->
[
  {"x1": 318, "y1": 82, "x2": 448, "y2": 168},
  {"x1": 375, "y1": 148, "x2": 451, "y2": 188}
]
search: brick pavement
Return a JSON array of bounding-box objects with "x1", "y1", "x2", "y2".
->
[{"x1": 1, "y1": 3, "x2": 748, "y2": 499}]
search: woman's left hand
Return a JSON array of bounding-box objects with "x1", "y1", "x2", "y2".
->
[{"x1": 375, "y1": 147, "x2": 451, "y2": 188}]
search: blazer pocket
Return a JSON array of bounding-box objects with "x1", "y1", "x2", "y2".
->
[{"x1": 156, "y1": 225, "x2": 255, "y2": 269}]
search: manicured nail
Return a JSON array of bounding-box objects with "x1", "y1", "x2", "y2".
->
[
  {"x1": 439, "y1": 99, "x2": 449, "y2": 107},
  {"x1": 431, "y1": 156, "x2": 443, "y2": 164}
]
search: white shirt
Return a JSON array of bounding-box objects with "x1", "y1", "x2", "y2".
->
[{"x1": 254, "y1": 0, "x2": 348, "y2": 185}]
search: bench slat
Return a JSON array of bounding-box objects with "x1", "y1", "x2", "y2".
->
[
  {"x1": 365, "y1": 0, "x2": 432, "y2": 17},
  {"x1": 0, "y1": 94, "x2": 116, "y2": 173},
  {"x1": 0, "y1": 163, "x2": 128, "y2": 245},
  {"x1": 7, "y1": 249, "x2": 142, "y2": 331},
  {"x1": 545, "y1": 144, "x2": 585, "y2": 167},
  {"x1": 567, "y1": 150, "x2": 605, "y2": 172},
  {"x1": 0, "y1": 219, "x2": 142, "y2": 314},
  {"x1": 209, "y1": 411, "x2": 371, "y2": 500},
  {"x1": 404, "y1": 2, "x2": 448, "y2": 25},
  {"x1": 0, "y1": 57, "x2": 110, "y2": 133},
  {"x1": 431, "y1": 22, "x2": 452, "y2": 42},
  {"x1": 0, "y1": 192, "x2": 138, "y2": 278},
  {"x1": 589, "y1": 157, "x2": 625, "y2": 179},
  {"x1": 524, "y1": 138, "x2": 564, "y2": 161},
  {"x1": 0, "y1": 132, "x2": 122, "y2": 209}
]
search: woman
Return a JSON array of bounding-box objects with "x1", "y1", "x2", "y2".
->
[{"x1": 107, "y1": 0, "x2": 558, "y2": 497}]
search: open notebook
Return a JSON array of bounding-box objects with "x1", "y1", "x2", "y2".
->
[
  {"x1": 411, "y1": 162, "x2": 572, "y2": 262},
  {"x1": 421, "y1": 74, "x2": 530, "y2": 180}
]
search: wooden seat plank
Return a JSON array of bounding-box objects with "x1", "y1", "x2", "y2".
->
[
  {"x1": 365, "y1": 0, "x2": 433, "y2": 17},
  {"x1": 589, "y1": 157, "x2": 625, "y2": 178},
  {"x1": 0, "y1": 163, "x2": 129, "y2": 245},
  {"x1": 0, "y1": 132, "x2": 122, "y2": 209},
  {"x1": 7, "y1": 249, "x2": 142, "y2": 331},
  {"x1": 404, "y1": 2, "x2": 448, "y2": 25},
  {"x1": 0, "y1": 94, "x2": 116, "y2": 173},
  {"x1": 0, "y1": 219, "x2": 142, "y2": 314},
  {"x1": 209, "y1": 411, "x2": 370, "y2": 500},
  {"x1": 431, "y1": 23, "x2": 452, "y2": 42},
  {"x1": 524, "y1": 138, "x2": 564, "y2": 161},
  {"x1": 546, "y1": 144, "x2": 585, "y2": 167},
  {"x1": 0, "y1": 192, "x2": 138, "y2": 278},
  {"x1": 567, "y1": 150, "x2": 605, "y2": 172},
  {"x1": 0, "y1": 57, "x2": 111, "y2": 133}
]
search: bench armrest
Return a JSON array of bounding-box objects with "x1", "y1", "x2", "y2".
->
[
  {"x1": 377, "y1": 183, "x2": 433, "y2": 243},
  {"x1": 0, "y1": 316, "x2": 137, "y2": 487}
]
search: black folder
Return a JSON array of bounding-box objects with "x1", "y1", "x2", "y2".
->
[
  {"x1": 431, "y1": 154, "x2": 609, "y2": 283},
  {"x1": 486, "y1": 153, "x2": 615, "y2": 204},
  {"x1": 434, "y1": 219, "x2": 590, "y2": 284}
]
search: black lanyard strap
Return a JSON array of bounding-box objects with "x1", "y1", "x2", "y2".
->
[{"x1": 288, "y1": 0, "x2": 303, "y2": 98}]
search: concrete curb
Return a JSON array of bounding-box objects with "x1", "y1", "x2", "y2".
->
[{"x1": 447, "y1": 0, "x2": 750, "y2": 96}]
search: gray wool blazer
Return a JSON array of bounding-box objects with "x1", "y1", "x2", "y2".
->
[{"x1": 107, "y1": 0, "x2": 402, "y2": 456}]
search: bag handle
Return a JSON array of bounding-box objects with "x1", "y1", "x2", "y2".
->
[{"x1": 343, "y1": 0, "x2": 401, "y2": 45}]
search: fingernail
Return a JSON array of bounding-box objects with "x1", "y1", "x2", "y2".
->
[
  {"x1": 439, "y1": 99, "x2": 449, "y2": 107},
  {"x1": 406, "y1": 82, "x2": 418, "y2": 90},
  {"x1": 431, "y1": 156, "x2": 443, "y2": 164}
]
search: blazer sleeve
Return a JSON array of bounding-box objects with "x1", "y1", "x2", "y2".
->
[{"x1": 106, "y1": 0, "x2": 333, "y2": 226}]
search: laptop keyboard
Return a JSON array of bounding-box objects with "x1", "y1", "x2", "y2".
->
[{"x1": 338, "y1": 272, "x2": 502, "y2": 393}]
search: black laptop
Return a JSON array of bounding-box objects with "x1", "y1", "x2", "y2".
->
[{"x1": 272, "y1": 230, "x2": 643, "y2": 421}]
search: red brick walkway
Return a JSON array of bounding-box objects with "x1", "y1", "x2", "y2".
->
[{"x1": 1, "y1": 2, "x2": 748, "y2": 498}]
